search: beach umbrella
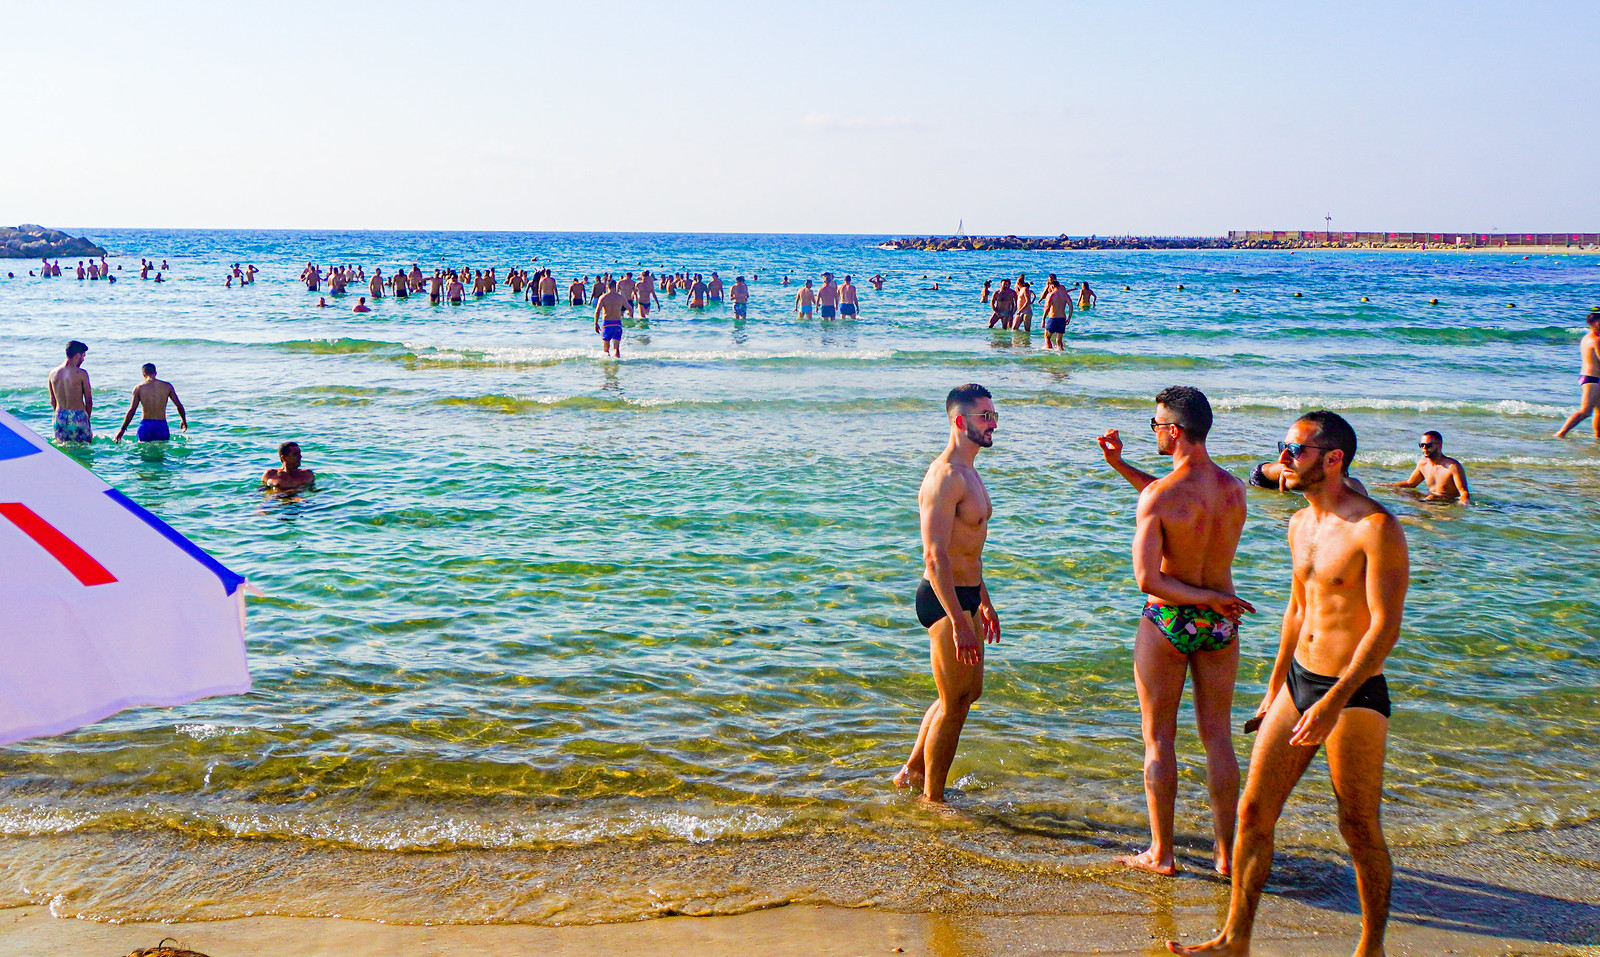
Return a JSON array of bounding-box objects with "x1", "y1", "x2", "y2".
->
[{"x1": 0, "y1": 409, "x2": 250, "y2": 746}]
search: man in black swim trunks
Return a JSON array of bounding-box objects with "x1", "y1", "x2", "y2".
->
[
  {"x1": 894, "y1": 383, "x2": 1001, "y2": 804},
  {"x1": 1170, "y1": 411, "x2": 1409, "y2": 957}
]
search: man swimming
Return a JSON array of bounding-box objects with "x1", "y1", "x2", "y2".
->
[
  {"x1": 594, "y1": 279, "x2": 627, "y2": 358},
  {"x1": 895, "y1": 384, "x2": 1001, "y2": 804},
  {"x1": 1249, "y1": 460, "x2": 1368, "y2": 495},
  {"x1": 47, "y1": 340, "x2": 93, "y2": 443},
  {"x1": 1169, "y1": 411, "x2": 1408, "y2": 957},
  {"x1": 1378, "y1": 430, "x2": 1472, "y2": 504},
  {"x1": 1097, "y1": 386, "x2": 1254, "y2": 875},
  {"x1": 1553, "y1": 308, "x2": 1600, "y2": 438},
  {"x1": 262, "y1": 441, "x2": 315, "y2": 492},
  {"x1": 113, "y1": 363, "x2": 187, "y2": 442}
]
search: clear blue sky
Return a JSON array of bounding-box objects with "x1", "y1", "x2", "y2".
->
[{"x1": 7, "y1": 0, "x2": 1596, "y2": 234}]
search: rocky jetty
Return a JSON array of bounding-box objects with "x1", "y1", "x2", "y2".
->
[
  {"x1": 881, "y1": 234, "x2": 1235, "y2": 252},
  {"x1": 0, "y1": 224, "x2": 107, "y2": 259}
]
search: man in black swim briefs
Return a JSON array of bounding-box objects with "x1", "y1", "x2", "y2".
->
[
  {"x1": 1097, "y1": 386, "x2": 1254, "y2": 877},
  {"x1": 894, "y1": 383, "x2": 1000, "y2": 804},
  {"x1": 1169, "y1": 411, "x2": 1409, "y2": 957}
]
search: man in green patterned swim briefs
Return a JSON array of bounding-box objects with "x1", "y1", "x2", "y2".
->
[{"x1": 1096, "y1": 386, "x2": 1255, "y2": 877}]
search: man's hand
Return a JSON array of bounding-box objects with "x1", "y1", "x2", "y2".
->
[
  {"x1": 113, "y1": 429, "x2": 125, "y2": 443},
  {"x1": 954, "y1": 619, "x2": 985, "y2": 667},
  {"x1": 979, "y1": 602, "x2": 1001, "y2": 644},
  {"x1": 1204, "y1": 591, "x2": 1256, "y2": 620},
  {"x1": 1289, "y1": 696, "x2": 1341, "y2": 747},
  {"x1": 1096, "y1": 429, "x2": 1124, "y2": 463}
]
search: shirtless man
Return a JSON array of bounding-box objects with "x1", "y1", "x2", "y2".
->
[
  {"x1": 1250, "y1": 460, "x2": 1367, "y2": 495},
  {"x1": 689, "y1": 274, "x2": 708, "y2": 309},
  {"x1": 113, "y1": 363, "x2": 187, "y2": 442},
  {"x1": 817, "y1": 273, "x2": 839, "y2": 319},
  {"x1": 1379, "y1": 431, "x2": 1472, "y2": 504},
  {"x1": 1078, "y1": 281, "x2": 1097, "y2": 310},
  {"x1": 262, "y1": 441, "x2": 315, "y2": 491},
  {"x1": 1553, "y1": 309, "x2": 1600, "y2": 438},
  {"x1": 707, "y1": 271, "x2": 724, "y2": 303},
  {"x1": 981, "y1": 279, "x2": 992, "y2": 304},
  {"x1": 988, "y1": 279, "x2": 1016, "y2": 329},
  {"x1": 1097, "y1": 386, "x2": 1253, "y2": 876},
  {"x1": 428, "y1": 272, "x2": 444, "y2": 304},
  {"x1": 594, "y1": 279, "x2": 627, "y2": 358},
  {"x1": 731, "y1": 276, "x2": 750, "y2": 319},
  {"x1": 353, "y1": 296, "x2": 372, "y2": 313},
  {"x1": 794, "y1": 279, "x2": 815, "y2": 318},
  {"x1": 1169, "y1": 411, "x2": 1408, "y2": 957},
  {"x1": 1014, "y1": 280, "x2": 1034, "y2": 334},
  {"x1": 839, "y1": 275, "x2": 860, "y2": 317},
  {"x1": 638, "y1": 271, "x2": 660, "y2": 317},
  {"x1": 569, "y1": 276, "x2": 586, "y2": 306},
  {"x1": 368, "y1": 269, "x2": 385, "y2": 299},
  {"x1": 1041, "y1": 275, "x2": 1074, "y2": 350},
  {"x1": 446, "y1": 274, "x2": 465, "y2": 304},
  {"x1": 894, "y1": 383, "x2": 1001, "y2": 804},
  {"x1": 48, "y1": 341, "x2": 94, "y2": 443},
  {"x1": 617, "y1": 272, "x2": 638, "y2": 317},
  {"x1": 539, "y1": 271, "x2": 558, "y2": 306}
]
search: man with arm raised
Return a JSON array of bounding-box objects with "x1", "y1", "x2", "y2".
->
[
  {"x1": 1170, "y1": 410, "x2": 1408, "y2": 957},
  {"x1": 895, "y1": 383, "x2": 1002, "y2": 804}
]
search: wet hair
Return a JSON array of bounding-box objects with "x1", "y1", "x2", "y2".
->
[
  {"x1": 141, "y1": 363, "x2": 156, "y2": 376},
  {"x1": 946, "y1": 383, "x2": 992, "y2": 416},
  {"x1": 1422, "y1": 430, "x2": 1443, "y2": 445},
  {"x1": 1298, "y1": 411, "x2": 1357, "y2": 474},
  {"x1": 1588, "y1": 308, "x2": 1600, "y2": 325},
  {"x1": 278, "y1": 441, "x2": 301, "y2": 456},
  {"x1": 66, "y1": 340, "x2": 88, "y2": 357},
  {"x1": 1154, "y1": 385, "x2": 1213, "y2": 441}
]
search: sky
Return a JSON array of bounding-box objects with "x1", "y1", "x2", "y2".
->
[{"x1": 5, "y1": 0, "x2": 1598, "y2": 234}]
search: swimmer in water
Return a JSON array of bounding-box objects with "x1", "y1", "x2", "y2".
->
[
  {"x1": 353, "y1": 296, "x2": 371, "y2": 313},
  {"x1": 1378, "y1": 431, "x2": 1472, "y2": 505},
  {"x1": 262, "y1": 441, "x2": 315, "y2": 491},
  {"x1": 1553, "y1": 309, "x2": 1600, "y2": 438},
  {"x1": 1249, "y1": 461, "x2": 1368, "y2": 495}
]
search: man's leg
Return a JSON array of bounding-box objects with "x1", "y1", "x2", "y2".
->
[
  {"x1": 1554, "y1": 383, "x2": 1598, "y2": 437},
  {"x1": 895, "y1": 701, "x2": 937, "y2": 789},
  {"x1": 1118, "y1": 618, "x2": 1189, "y2": 875},
  {"x1": 1326, "y1": 709, "x2": 1391, "y2": 957},
  {"x1": 921, "y1": 610, "x2": 984, "y2": 803},
  {"x1": 1168, "y1": 686, "x2": 1318, "y2": 956},
  {"x1": 1190, "y1": 640, "x2": 1242, "y2": 874}
]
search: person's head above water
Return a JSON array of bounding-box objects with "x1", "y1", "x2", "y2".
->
[
  {"x1": 142, "y1": 363, "x2": 156, "y2": 377},
  {"x1": 946, "y1": 382, "x2": 996, "y2": 448},
  {"x1": 1152, "y1": 385, "x2": 1212, "y2": 454},
  {"x1": 66, "y1": 340, "x2": 88, "y2": 359},
  {"x1": 278, "y1": 441, "x2": 302, "y2": 468},
  {"x1": 1419, "y1": 430, "x2": 1444, "y2": 457}
]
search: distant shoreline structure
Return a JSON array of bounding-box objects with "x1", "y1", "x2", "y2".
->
[{"x1": 882, "y1": 230, "x2": 1600, "y2": 252}]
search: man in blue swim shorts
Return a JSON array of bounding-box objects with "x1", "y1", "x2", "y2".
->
[
  {"x1": 594, "y1": 278, "x2": 627, "y2": 358},
  {"x1": 114, "y1": 362, "x2": 188, "y2": 442},
  {"x1": 731, "y1": 276, "x2": 749, "y2": 318},
  {"x1": 838, "y1": 275, "x2": 860, "y2": 317},
  {"x1": 1097, "y1": 386, "x2": 1253, "y2": 877},
  {"x1": 48, "y1": 340, "x2": 94, "y2": 443}
]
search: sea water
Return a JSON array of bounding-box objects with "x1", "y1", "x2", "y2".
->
[{"x1": 0, "y1": 230, "x2": 1595, "y2": 923}]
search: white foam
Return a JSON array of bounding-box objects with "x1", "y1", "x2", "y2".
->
[{"x1": 1214, "y1": 394, "x2": 1568, "y2": 417}]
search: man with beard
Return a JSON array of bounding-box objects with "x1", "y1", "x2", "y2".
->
[
  {"x1": 1169, "y1": 410, "x2": 1408, "y2": 957},
  {"x1": 1097, "y1": 386, "x2": 1253, "y2": 876},
  {"x1": 895, "y1": 384, "x2": 1001, "y2": 804}
]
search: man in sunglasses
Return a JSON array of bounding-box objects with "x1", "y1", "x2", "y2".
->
[
  {"x1": 1170, "y1": 410, "x2": 1409, "y2": 957},
  {"x1": 1378, "y1": 430, "x2": 1472, "y2": 505},
  {"x1": 1096, "y1": 386, "x2": 1253, "y2": 877},
  {"x1": 896, "y1": 383, "x2": 1001, "y2": 804}
]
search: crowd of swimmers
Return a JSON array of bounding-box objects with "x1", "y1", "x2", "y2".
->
[{"x1": 982, "y1": 273, "x2": 1096, "y2": 349}]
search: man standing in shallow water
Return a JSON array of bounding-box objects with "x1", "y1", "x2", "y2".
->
[
  {"x1": 1170, "y1": 411, "x2": 1408, "y2": 957},
  {"x1": 48, "y1": 340, "x2": 93, "y2": 443},
  {"x1": 1097, "y1": 386, "x2": 1253, "y2": 876},
  {"x1": 895, "y1": 384, "x2": 1001, "y2": 803}
]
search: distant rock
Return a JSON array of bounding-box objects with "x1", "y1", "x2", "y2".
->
[{"x1": 0, "y1": 224, "x2": 108, "y2": 259}]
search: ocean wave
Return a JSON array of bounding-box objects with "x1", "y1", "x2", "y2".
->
[
  {"x1": 1211, "y1": 394, "x2": 1568, "y2": 417},
  {"x1": 267, "y1": 337, "x2": 413, "y2": 355}
]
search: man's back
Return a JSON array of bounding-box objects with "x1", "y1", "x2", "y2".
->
[
  {"x1": 1143, "y1": 461, "x2": 1246, "y2": 594},
  {"x1": 50, "y1": 364, "x2": 89, "y2": 411},
  {"x1": 135, "y1": 379, "x2": 175, "y2": 418}
]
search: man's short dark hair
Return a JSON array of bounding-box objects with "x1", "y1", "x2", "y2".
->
[
  {"x1": 66, "y1": 340, "x2": 87, "y2": 357},
  {"x1": 1298, "y1": 411, "x2": 1357, "y2": 474},
  {"x1": 1422, "y1": 430, "x2": 1443, "y2": 444},
  {"x1": 278, "y1": 441, "x2": 301, "y2": 456},
  {"x1": 1154, "y1": 385, "x2": 1213, "y2": 441},
  {"x1": 946, "y1": 383, "x2": 992, "y2": 415}
]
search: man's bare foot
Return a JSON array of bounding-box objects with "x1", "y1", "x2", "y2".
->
[
  {"x1": 892, "y1": 764, "x2": 924, "y2": 789},
  {"x1": 1115, "y1": 848, "x2": 1178, "y2": 876},
  {"x1": 1214, "y1": 848, "x2": 1232, "y2": 876},
  {"x1": 1166, "y1": 934, "x2": 1247, "y2": 955}
]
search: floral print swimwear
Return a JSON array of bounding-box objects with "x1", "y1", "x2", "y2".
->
[{"x1": 1142, "y1": 602, "x2": 1238, "y2": 654}]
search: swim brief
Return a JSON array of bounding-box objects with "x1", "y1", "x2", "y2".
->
[
  {"x1": 1286, "y1": 657, "x2": 1391, "y2": 718},
  {"x1": 136, "y1": 418, "x2": 171, "y2": 442},
  {"x1": 708, "y1": 296, "x2": 722, "y2": 303},
  {"x1": 1141, "y1": 601, "x2": 1238, "y2": 654},
  {"x1": 602, "y1": 323, "x2": 623, "y2": 342},
  {"x1": 799, "y1": 305, "x2": 813, "y2": 316},
  {"x1": 1248, "y1": 463, "x2": 1273, "y2": 489},
  {"x1": 1046, "y1": 317, "x2": 1067, "y2": 335},
  {"x1": 839, "y1": 303, "x2": 857, "y2": 316},
  {"x1": 430, "y1": 293, "x2": 440, "y2": 304},
  {"x1": 541, "y1": 294, "x2": 557, "y2": 306},
  {"x1": 996, "y1": 309, "x2": 1015, "y2": 321},
  {"x1": 820, "y1": 305, "x2": 837, "y2": 319},
  {"x1": 53, "y1": 409, "x2": 92, "y2": 443},
  {"x1": 733, "y1": 302, "x2": 747, "y2": 318},
  {"x1": 915, "y1": 578, "x2": 983, "y2": 629},
  {"x1": 1582, "y1": 375, "x2": 1599, "y2": 386}
]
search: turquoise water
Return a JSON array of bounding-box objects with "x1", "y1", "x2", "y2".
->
[{"x1": 0, "y1": 231, "x2": 1597, "y2": 923}]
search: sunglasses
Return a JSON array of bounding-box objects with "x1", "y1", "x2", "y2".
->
[
  {"x1": 964, "y1": 410, "x2": 999, "y2": 424},
  {"x1": 1419, "y1": 441, "x2": 1438, "y2": 449},
  {"x1": 1150, "y1": 417, "x2": 1182, "y2": 432},
  {"x1": 1278, "y1": 441, "x2": 1332, "y2": 459}
]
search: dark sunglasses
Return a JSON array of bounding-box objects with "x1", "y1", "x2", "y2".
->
[
  {"x1": 1150, "y1": 417, "x2": 1182, "y2": 433},
  {"x1": 1419, "y1": 441, "x2": 1438, "y2": 449},
  {"x1": 1278, "y1": 440, "x2": 1332, "y2": 459}
]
